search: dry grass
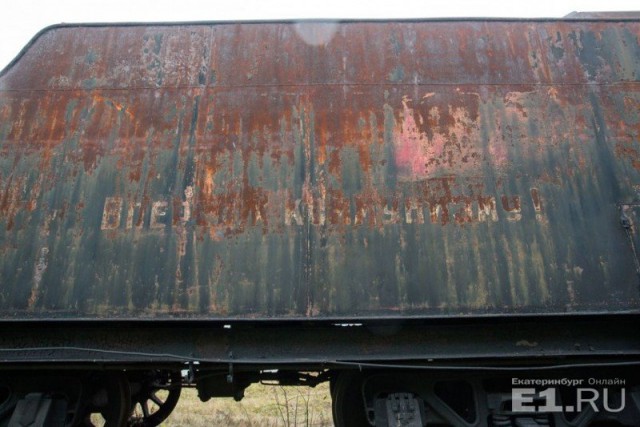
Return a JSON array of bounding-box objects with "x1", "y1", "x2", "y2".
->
[{"x1": 162, "y1": 382, "x2": 333, "y2": 426}]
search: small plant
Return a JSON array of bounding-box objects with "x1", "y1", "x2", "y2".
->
[
  {"x1": 162, "y1": 383, "x2": 331, "y2": 426},
  {"x1": 272, "y1": 386, "x2": 318, "y2": 427}
]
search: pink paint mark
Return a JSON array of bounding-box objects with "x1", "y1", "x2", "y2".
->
[
  {"x1": 395, "y1": 99, "x2": 431, "y2": 179},
  {"x1": 394, "y1": 96, "x2": 485, "y2": 180}
]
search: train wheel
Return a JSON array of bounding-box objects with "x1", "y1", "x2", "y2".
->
[
  {"x1": 78, "y1": 372, "x2": 131, "y2": 427},
  {"x1": 128, "y1": 370, "x2": 182, "y2": 427},
  {"x1": 0, "y1": 383, "x2": 17, "y2": 422},
  {"x1": 331, "y1": 371, "x2": 370, "y2": 427}
]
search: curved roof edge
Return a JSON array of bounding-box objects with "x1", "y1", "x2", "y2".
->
[{"x1": 2, "y1": 16, "x2": 640, "y2": 79}]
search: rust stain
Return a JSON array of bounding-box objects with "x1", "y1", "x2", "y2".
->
[
  {"x1": 530, "y1": 188, "x2": 542, "y2": 212},
  {"x1": 1, "y1": 20, "x2": 640, "y2": 317},
  {"x1": 500, "y1": 195, "x2": 522, "y2": 222},
  {"x1": 615, "y1": 142, "x2": 640, "y2": 171}
]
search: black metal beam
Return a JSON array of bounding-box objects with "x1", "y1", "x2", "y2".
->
[{"x1": 0, "y1": 315, "x2": 638, "y2": 369}]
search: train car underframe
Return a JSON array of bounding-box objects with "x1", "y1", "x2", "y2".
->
[{"x1": 0, "y1": 315, "x2": 638, "y2": 426}]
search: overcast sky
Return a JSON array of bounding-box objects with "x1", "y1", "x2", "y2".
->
[{"x1": 0, "y1": 0, "x2": 637, "y2": 72}]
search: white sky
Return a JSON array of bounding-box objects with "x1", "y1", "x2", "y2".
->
[{"x1": 0, "y1": 0, "x2": 638, "y2": 72}]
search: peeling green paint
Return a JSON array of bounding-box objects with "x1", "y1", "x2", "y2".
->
[{"x1": 1, "y1": 20, "x2": 640, "y2": 319}]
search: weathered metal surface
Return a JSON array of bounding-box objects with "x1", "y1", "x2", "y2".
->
[{"x1": 1, "y1": 20, "x2": 640, "y2": 319}]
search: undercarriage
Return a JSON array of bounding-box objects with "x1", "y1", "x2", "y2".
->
[{"x1": 0, "y1": 315, "x2": 638, "y2": 426}]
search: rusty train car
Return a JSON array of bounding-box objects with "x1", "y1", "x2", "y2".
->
[{"x1": 1, "y1": 16, "x2": 640, "y2": 426}]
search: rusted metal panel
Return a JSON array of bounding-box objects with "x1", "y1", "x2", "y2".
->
[{"x1": 1, "y1": 20, "x2": 640, "y2": 319}]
